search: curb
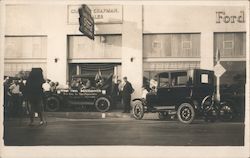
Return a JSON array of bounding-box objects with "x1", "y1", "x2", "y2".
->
[{"x1": 45, "y1": 112, "x2": 133, "y2": 119}]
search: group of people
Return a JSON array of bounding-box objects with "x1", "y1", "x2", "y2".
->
[
  {"x1": 42, "y1": 79, "x2": 69, "y2": 93},
  {"x1": 110, "y1": 76, "x2": 134, "y2": 113},
  {"x1": 4, "y1": 77, "x2": 26, "y2": 117},
  {"x1": 4, "y1": 69, "x2": 140, "y2": 123},
  {"x1": 70, "y1": 78, "x2": 104, "y2": 90},
  {"x1": 4, "y1": 68, "x2": 46, "y2": 126}
]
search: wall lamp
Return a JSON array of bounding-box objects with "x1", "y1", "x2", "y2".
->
[
  {"x1": 130, "y1": 57, "x2": 134, "y2": 62},
  {"x1": 54, "y1": 58, "x2": 59, "y2": 63}
]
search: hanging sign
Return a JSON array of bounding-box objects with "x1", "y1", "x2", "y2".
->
[{"x1": 79, "y1": 5, "x2": 95, "y2": 40}]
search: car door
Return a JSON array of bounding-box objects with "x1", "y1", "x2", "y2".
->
[
  {"x1": 156, "y1": 72, "x2": 172, "y2": 106},
  {"x1": 167, "y1": 71, "x2": 191, "y2": 105},
  {"x1": 193, "y1": 69, "x2": 214, "y2": 101}
]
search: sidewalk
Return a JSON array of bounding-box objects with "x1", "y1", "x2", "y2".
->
[
  {"x1": 5, "y1": 110, "x2": 160, "y2": 121},
  {"x1": 45, "y1": 110, "x2": 160, "y2": 120}
]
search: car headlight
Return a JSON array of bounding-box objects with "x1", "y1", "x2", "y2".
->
[
  {"x1": 57, "y1": 90, "x2": 61, "y2": 94},
  {"x1": 102, "y1": 90, "x2": 106, "y2": 95}
]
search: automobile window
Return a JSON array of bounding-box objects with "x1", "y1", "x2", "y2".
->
[
  {"x1": 199, "y1": 72, "x2": 213, "y2": 85},
  {"x1": 201, "y1": 74, "x2": 209, "y2": 83},
  {"x1": 171, "y1": 72, "x2": 188, "y2": 87},
  {"x1": 159, "y1": 73, "x2": 170, "y2": 88}
]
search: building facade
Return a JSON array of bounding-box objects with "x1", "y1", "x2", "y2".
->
[{"x1": 3, "y1": 1, "x2": 247, "y2": 98}]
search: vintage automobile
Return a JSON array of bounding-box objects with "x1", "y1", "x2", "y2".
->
[
  {"x1": 132, "y1": 69, "x2": 235, "y2": 124},
  {"x1": 44, "y1": 74, "x2": 113, "y2": 112}
]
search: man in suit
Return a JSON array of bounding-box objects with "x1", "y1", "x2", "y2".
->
[{"x1": 122, "y1": 77, "x2": 134, "y2": 113}]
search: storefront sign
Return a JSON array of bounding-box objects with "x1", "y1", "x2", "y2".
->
[
  {"x1": 216, "y1": 11, "x2": 245, "y2": 23},
  {"x1": 79, "y1": 5, "x2": 95, "y2": 40},
  {"x1": 68, "y1": 5, "x2": 123, "y2": 24}
]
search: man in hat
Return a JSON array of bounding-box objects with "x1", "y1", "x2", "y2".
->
[{"x1": 122, "y1": 77, "x2": 134, "y2": 113}]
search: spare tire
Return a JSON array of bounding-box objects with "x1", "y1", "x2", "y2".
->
[{"x1": 45, "y1": 96, "x2": 60, "y2": 112}]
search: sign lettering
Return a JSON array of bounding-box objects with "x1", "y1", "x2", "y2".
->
[
  {"x1": 68, "y1": 5, "x2": 123, "y2": 24},
  {"x1": 79, "y1": 5, "x2": 95, "y2": 40},
  {"x1": 216, "y1": 11, "x2": 245, "y2": 23}
]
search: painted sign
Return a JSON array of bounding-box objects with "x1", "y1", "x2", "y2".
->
[
  {"x1": 216, "y1": 11, "x2": 245, "y2": 23},
  {"x1": 79, "y1": 5, "x2": 95, "y2": 40},
  {"x1": 68, "y1": 5, "x2": 123, "y2": 24}
]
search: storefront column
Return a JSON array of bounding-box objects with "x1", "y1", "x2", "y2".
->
[
  {"x1": 0, "y1": 2, "x2": 5, "y2": 142},
  {"x1": 47, "y1": 33, "x2": 67, "y2": 84},
  {"x1": 122, "y1": 5, "x2": 143, "y2": 98},
  {"x1": 200, "y1": 32, "x2": 214, "y2": 70},
  {"x1": 45, "y1": 5, "x2": 67, "y2": 84}
]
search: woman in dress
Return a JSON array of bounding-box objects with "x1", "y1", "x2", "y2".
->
[{"x1": 25, "y1": 68, "x2": 45, "y2": 126}]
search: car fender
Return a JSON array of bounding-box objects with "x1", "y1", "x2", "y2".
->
[
  {"x1": 132, "y1": 98, "x2": 147, "y2": 107},
  {"x1": 95, "y1": 94, "x2": 112, "y2": 102},
  {"x1": 132, "y1": 98, "x2": 144, "y2": 102},
  {"x1": 176, "y1": 98, "x2": 196, "y2": 111}
]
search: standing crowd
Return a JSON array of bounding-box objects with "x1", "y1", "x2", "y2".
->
[
  {"x1": 4, "y1": 68, "x2": 47, "y2": 126},
  {"x1": 4, "y1": 69, "x2": 153, "y2": 124}
]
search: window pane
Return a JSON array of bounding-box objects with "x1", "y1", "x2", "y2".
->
[
  {"x1": 214, "y1": 32, "x2": 246, "y2": 58},
  {"x1": 144, "y1": 33, "x2": 200, "y2": 58},
  {"x1": 5, "y1": 36, "x2": 47, "y2": 58},
  {"x1": 171, "y1": 72, "x2": 188, "y2": 86},
  {"x1": 68, "y1": 35, "x2": 122, "y2": 59}
]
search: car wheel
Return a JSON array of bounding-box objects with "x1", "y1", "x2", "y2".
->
[
  {"x1": 132, "y1": 100, "x2": 144, "y2": 120},
  {"x1": 95, "y1": 97, "x2": 111, "y2": 112},
  {"x1": 177, "y1": 103, "x2": 195, "y2": 124},
  {"x1": 158, "y1": 112, "x2": 168, "y2": 120},
  {"x1": 46, "y1": 96, "x2": 60, "y2": 112},
  {"x1": 219, "y1": 104, "x2": 234, "y2": 122}
]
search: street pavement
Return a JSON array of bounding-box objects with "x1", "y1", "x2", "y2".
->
[{"x1": 4, "y1": 113, "x2": 244, "y2": 146}]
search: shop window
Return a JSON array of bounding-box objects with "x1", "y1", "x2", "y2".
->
[
  {"x1": 143, "y1": 33, "x2": 200, "y2": 58},
  {"x1": 4, "y1": 63, "x2": 47, "y2": 78},
  {"x1": 214, "y1": 32, "x2": 246, "y2": 58},
  {"x1": 220, "y1": 61, "x2": 246, "y2": 86},
  {"x1": 182, "y1": 41, "x2": 192, "y2": 49},
  {"x1": 223, "y1": 41, "x2": 234, "y2": 49},
  {"x1": 68, "y1": 35, "x2": 122, "y2": 59},
  {"x1": 4, "y1": 36, "x2": 47, "y2": 77},
  {"x1": 5, "y1": 36, "x2": 47, "y2": 59},
  {"x1": 152, "y1": 40, "x2": 162, "y2": 55},
  {"x1": 68, "y1": 63, "x2": 121, "y2": 83}
]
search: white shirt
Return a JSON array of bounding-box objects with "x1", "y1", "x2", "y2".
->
[
  {"x1": 9, "y1": 84, "x2": 20, "y2": 94},
  {"x1": 150, "y1": 79, "x2": 158, "y2": 89},
  {"x1": 141, "y1": 89, "x2": 148, "y2": 99},
  {"x1": 42, "y1": 82, "x2": 51, "y2": 92}
]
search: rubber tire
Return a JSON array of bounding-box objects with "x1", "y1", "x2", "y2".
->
[
  {"x1": 219, "y1": 104, "x2": 234, "y2": 122},
  {"x1": 95, "y1": 97, "x2": 111, "y2": 112},
  {"x1": 132, "y1": 100, "x2": 144, "y2": 120},
  {"x1": 46, "y1": 96, "x2": 60, "y2": 112},
  {"x1": 158, "y1": 112, "x2": 168, "y2": 120},
  {"x1": 177, "y1": 103, "x2": 195, "y2": 124}
]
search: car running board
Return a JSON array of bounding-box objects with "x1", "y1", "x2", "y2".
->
[
  {"x1": 154, "y1": 106, "x2": 175, "y2": 110},
  {"x1": 67, "y1": 100, "x2": 94, "y2": 106}
]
